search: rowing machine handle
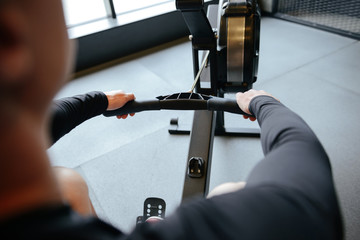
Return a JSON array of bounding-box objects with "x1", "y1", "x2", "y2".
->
[
  {"x1": 103, "y1": 95, "x2": 251, "y2": 117},
  {"x1": 103, "y1": 100, "x2": 161, "y2": 117},
  {"x1": 207, "y1": 98, "x2": 248, "y2": 115}
]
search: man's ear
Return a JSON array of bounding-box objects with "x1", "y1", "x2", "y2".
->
[{"x1": 0, "y1": 6, "x2": 32, "y2": 87}]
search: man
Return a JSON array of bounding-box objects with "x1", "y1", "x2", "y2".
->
[{"x1": 0, "y1": 0, "x2": 343, "y2": 239}]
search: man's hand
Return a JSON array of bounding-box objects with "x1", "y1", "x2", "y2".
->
[
  {"x1": 236, "y1": 90, "x2": 277, "y2": 121},
  {"x1": 104, "y1": 90, "x2": 135, "y2": 119}
]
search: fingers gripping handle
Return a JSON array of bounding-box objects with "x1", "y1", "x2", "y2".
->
[
  {"x1": 103, "y1": 100, "x2": 161, "y2": 117},
  {"x1": 207, "y1": 98, "x2": 252, "y2": 116}
]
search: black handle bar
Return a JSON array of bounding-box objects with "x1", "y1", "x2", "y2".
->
[{"x1": 103, "y1": 92, "x2": 252, "y2": 117}]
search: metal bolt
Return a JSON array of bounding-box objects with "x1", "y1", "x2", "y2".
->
[{"x1": 222, "y1": 2, "x2": 229, "y2": 9}]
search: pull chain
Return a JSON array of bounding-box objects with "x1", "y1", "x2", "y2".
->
[{"x1": 188, "y1": 51, "x2": 210, "y2": 93}]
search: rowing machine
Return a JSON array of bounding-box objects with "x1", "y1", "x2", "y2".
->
[{"x1": 104, "y1": 0, "x2": 261, "y2": 205}]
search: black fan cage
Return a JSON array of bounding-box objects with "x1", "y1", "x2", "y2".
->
[{"x1": 274, "y1": 0, "x2": 360, "y2": 39}]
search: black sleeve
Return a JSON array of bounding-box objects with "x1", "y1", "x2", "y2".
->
[
  {"x1": 49, "y1": 91, "x2": 108, "y2": 145},
  {"x1": 128, "y1": 96, "x2": 343, "y2": 240}
]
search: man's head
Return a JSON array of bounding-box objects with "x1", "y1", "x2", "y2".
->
[
  {"x1": 0, "y1": 1, "x2": 73, "y2": 219},
  {"x1": 0, "y1": 0, "x2": 75, "y2": 120}
]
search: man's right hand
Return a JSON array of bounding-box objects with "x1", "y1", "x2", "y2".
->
[{"x1": 236, "y1": 90, "x2": 277, "y2": 121}]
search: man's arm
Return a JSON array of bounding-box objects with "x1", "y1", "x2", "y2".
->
[
  {"x1": 49, "y1": 90, "x2": 135, "y2": 145},
  {"x1": 49, "y1": 91, "x2": 108, "y2": 144},
  {"x1": 134, "y1": 91, "x2": 343, "y2": 240},
  {"x1": 244, "y1": 95, "x2": 343, "y2": 238}
]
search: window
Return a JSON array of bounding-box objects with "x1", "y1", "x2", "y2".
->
[
  {"x1": 62, "y1": 0, "x2": 108, "y2": 27},
  {"x1": 62, "y1": 0, "x2": 174, "y2": 27},
  {"x1": 113, "y1": 0, "x2": 172, "y2": 15}
]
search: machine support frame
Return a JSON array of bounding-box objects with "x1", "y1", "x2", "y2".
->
[{"x1": 176, "y1": 0, "x2": 260, "y2": 201}]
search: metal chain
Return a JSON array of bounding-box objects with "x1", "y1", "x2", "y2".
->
[{"x1": 188, "y1": 51, "x2": 210, "y2": 93}]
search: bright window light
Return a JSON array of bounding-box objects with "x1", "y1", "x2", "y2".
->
[
  {"x1": 113, "y1": 0, "x2": 172, "y2": 14},
  {"x1": 62, "y1": 0, "x2": 108, "y2": 26}
]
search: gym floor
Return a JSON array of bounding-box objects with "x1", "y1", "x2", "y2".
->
[{"x1": 48, "y1": 17, "x2": 360, "y2": 239}]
